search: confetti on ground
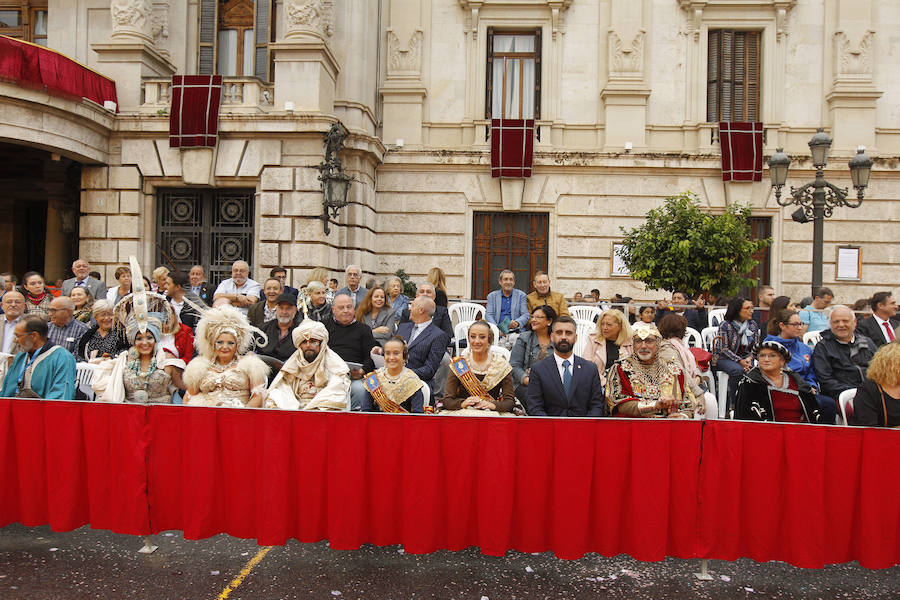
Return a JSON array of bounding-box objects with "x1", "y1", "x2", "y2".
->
[
  {"x1": 241, "y1": 552, "x2": 249, "y2": 556},
  {"x1": 163, "y1": 533, "x2": 175, "y2": 537},
  {"x1": 331, "y1": 591, "x2": 342, "y2": 596},
  {"x1": 49, "y1": 548, "x2": 58, "y2": 552},
  {"x1": 481, "y1": 596, "x2": 489, "y2": 600},
  {"x1": 397, "y1": 549, "x2": 405, "y2": 554},
  {"x1": 210, "y1": 571, "x2": 220, "y2": 575},
  {"x1": 745, "y1": 587, "x2": 755, "y2": 592},
  {"x1": 525, "y1": 567, "x2": 533, "y2": 573},
  {"x1": 720, "y1": 575, "x2": 732, "y2": 582}
]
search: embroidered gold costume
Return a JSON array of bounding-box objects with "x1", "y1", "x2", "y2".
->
[
  {"x1": 363, "y1": 367, "x2": 423, "y2": 413},
  {"x1": 605, "y1": 354, "x2": 696, "y2": 418}
]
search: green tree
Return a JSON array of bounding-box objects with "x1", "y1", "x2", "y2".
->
[
  {"x1": 394, "y1": 269, "x2": 418, "y2": 298},
  {"x1": 618, "y1": 192, "x2": 771, "y2": 297}
]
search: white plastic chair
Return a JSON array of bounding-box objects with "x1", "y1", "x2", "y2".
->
[
  {"x1": 683, "y1": 327, "x2": 702, "y2": 348},
  {"x1": 454, "y1": 320, "x2": 501, "y2": 355},
  {"x1": 421, "y1": 382, "x2": 431, "y2": 410},
  {"x1": 449, "y1": 302, "x2": 485, "y2": 329},
  {"x1": 491, "y1": 346, "x2": 511, "y2": 361},
  {"x1": 838, "y1": 388, "x2": 856, "y2": 426},
  {"x1": 573, "y1": 319, "x2": 595, "y2": 357},
  {"x1": 570, "y1": 305, "x2": 601, "y2": 323},
  {"x1": 803, "y1": 331, "x2": 822, "y2": 347},
  {"x1": 708, "y1": 308, "x2": 726, "y2": 329},
  {"x1": 75, "y1": 363, "x2": 96, "y2": 401},
  {"x1": 717, "y1": 371, "x2": 730, "y2": 418},
  {"x1": 701, "y1": 326, "x2": 719, "y2": 353}
]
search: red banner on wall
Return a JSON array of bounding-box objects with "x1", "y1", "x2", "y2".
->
[{"x1": 1, "y1": 398, "x2": 897, "y2": 569}]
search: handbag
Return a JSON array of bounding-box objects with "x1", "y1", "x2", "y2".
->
[{"x1": 689, "y1": 347, "x2": 712, "y2": 372}]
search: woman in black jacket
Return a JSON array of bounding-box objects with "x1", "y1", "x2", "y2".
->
[
  {"x1": 735, "y1": 340, "x2": 821, "y2": 423},
  {"x1": 850, "y1": 341, "x2": 900, "y2": 427}
]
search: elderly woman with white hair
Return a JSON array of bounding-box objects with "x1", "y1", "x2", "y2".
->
[
  {"x1": 580, "y1": 308, "x2": 634, "y2": 386},
  {"x1": 76, "y1": 299, "x2": 127, "y2": 361},
  {"x1": 182, "y1": 305, "x2": 270, "y2": 408},
  {"x1": 299, "y1": 280, "x2": 332, "y2": 322}
]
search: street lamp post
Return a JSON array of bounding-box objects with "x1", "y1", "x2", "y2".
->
[{"x1": 767, "y1": 128, "x2": 873, "y2": 296}]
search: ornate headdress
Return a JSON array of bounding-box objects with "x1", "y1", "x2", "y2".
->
[
  {"x1": 195, "y1": 304, "x2": 268, "y2": 359},
  {"x1": 291, "y1": 318, "x2": 329, "y2": 348},
  {"x1": 633, "y1": 322, "x2": 662, "y2": 340},
  {"x1": 114, "y1": 256, "x2": 178, "y2": 344},
  {"x1": 755, "y1": 339, "x2": 792, "y2": 362}
]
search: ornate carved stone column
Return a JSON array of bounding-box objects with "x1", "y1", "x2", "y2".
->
[
  {"x1": 826, "y1": 0, "x2": 882, "y2": 153},
  {"x1": 272, "y1": 0, "x2": 341, "y2": 112},
  {"x1": 380, "y1": 0, "x2": 427, "y2": 145},
  {"x1": 600, "y1": 0, "x2": 650, "y2": 151},
  {"x1": 92, "y1": 0, "x2": 175, "y2": 110}
]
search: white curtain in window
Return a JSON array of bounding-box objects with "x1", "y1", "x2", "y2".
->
[
  {"x1": 217, "y1": 29, "x2": 237, "y2": 76},
  {"x1": 243, "y1": 29, "x2": 255, "y2": 77},
  {"x1": 491, "y1": 35, "x2": 535, "y2": 119}
]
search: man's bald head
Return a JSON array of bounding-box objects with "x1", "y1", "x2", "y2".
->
[
  {"x1": 828, "y1": 305, "x2": 857, "y2": 343},
  {"x1": 416, "y1": 283, "x2": 435, "y2": 299},
  {"x1": 1, "y1": 290, "x2": 25, "y2": 320}
]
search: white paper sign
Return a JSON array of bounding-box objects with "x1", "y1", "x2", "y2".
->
[
  {"x1": 612, "y1": 243, "x2": 630, "y2": 277},
  {"x1": 836, "y1": 246, "x2": 860, "y2": 280}
]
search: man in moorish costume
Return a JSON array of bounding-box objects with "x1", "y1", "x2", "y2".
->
[
  {"x1": 265, "y1": 318, "x2": 351, "y2": 410},
  {"x1": 605, "y1": 322, "x2": 697, "y2": 418},
  {"x1": 1, "y1": 316, "x2": 76, "y2": 400}
]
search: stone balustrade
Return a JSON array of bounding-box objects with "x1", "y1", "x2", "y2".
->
[{"x1": 141, "y1": 78, "x2": 274, "y2": 113}]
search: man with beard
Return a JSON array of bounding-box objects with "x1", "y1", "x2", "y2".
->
[
  {"x1": 1, "y1": 316, "x2": 76, "y2": 399},
  {"x1": 258, "y1": 293, "x2": 302, "y2": 362},
  {"x1": 525, "y1": 315, "x2": 605, "y2": 416},
  {"x1": 606, "y1": 322, "x2": 697, "y2": 418},
  {"x1": 265, "y1": 318, "x2": 351, "y2": 410}
]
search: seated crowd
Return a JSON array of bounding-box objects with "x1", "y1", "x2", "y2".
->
[{"x1": 0, "y1": 263, "x2": 897, "y2": 428}]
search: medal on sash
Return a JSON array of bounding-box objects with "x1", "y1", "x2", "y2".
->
[
  {"x1": 451, "y1": 357, "x2": 494, "y2": 402},
  {"x1": 363, "y1": 372, "x2": 408, "y2": 414}
]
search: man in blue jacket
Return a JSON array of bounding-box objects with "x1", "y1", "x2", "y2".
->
[
  {"x1": 1, "y1": 316, "x2": 76, "y2": 400},
  {"x1": 485, "y1": 270, "x2": 529, "y2": 335}
]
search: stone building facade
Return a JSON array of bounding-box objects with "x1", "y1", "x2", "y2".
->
[{"x1": 1, "y1": 0, "x2": 897, "y2": 302}]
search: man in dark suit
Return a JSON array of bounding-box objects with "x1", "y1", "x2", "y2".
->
[
  {"x1": 399, "y1": 282, "x2": 453, "y2": 340},
  {"x1": 61, "y1": 258, "x2": 106, "y2": 299},
  {"x1": 856, "y1": 291, "x2": 899, "y2": 349},
  {"x1": 395, "y1": 296, "x2": 450, "y2": 391},
  {"x1": 189, "y1": 265, "x2": 213, "y2": 304},
  {"x1": 526, "y1": 315, "x2": 605, "y2": 417}
]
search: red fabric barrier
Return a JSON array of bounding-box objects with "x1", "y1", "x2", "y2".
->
[
  {"x1": 0, "y1": 35, "x2": 117, "y2": 109},
  {"x1": 0, "y1": 399, "x2": 149, "y2": 534},
  {"x1": 719, "y1": 121, "x2": 763, "y2": 181},
  {"x1": 2, "y1": 398, "x2": 898, "y2": 569},
  {"x1": 698, "y1": 420, "x2": 900, "y2": 569},
  {"x1": 490, "y1": 118, "x2": 534, "y2": 178}
]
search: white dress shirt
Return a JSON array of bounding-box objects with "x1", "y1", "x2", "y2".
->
[
  {"x1": 409, "y1": 318, "x2": 433, "y2": 344},
  {"x1": 874, "y1": 314, "x2": 896, "y2": 343},
  {"x1": 553, "y1": 351, "x2": 575, "y2": 385},
  {"x1": 2, "y1": 315, "x2": 22, "y2": 354}
]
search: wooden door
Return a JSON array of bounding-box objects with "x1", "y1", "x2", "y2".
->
[{"x1": 472, "y1": 212, "x2": 548, "y2": 299}]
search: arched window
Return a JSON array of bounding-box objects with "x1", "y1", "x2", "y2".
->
[
  {"x1": 0, "y1": 0, "x2": 48, "y2": 46},
  {"x1": 217, "y1": 0, "x2": 254, "y2": 76}
]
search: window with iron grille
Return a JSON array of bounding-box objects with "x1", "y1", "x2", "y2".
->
[
  {"x1": 157, "y1": 189, "x2": 255, "y2": 290},
  {"x1": 707, "y1": 30, "x2": 760, "y2": 122},
  {"x1": 472, "y1": 212, "x2": 548, "y2": 300},
  {"x1": 485, "y1": 28, "x2": 542, "y2": 120}
]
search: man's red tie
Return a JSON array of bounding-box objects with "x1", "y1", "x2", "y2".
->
[{"x1": 883, "y1": 321, "x2": 896, "y2": 342}]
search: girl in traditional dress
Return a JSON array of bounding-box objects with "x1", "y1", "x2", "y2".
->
[
  {"x1": 361, "y1": 337, "x2": 425, "y2": 413},
  {"x1": 441, "y1": 321, "x2": 515, "y2": 414},
  {"x1": 183, "y1": 305, "x2": 269, "y2": 408}
]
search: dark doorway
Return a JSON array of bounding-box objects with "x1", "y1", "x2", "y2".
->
[
  {"x1": 0, "y1": 143, "x2": 81, "y2": 283},
  {"x1": 741, "y1": 216, "x2": 772, "y2": 303},
  {"x1": 472, "y1": 212, "x2": 548, "y2": 300},
  {"x1": 157, "y1": 188, "x2": 255, "y2": 289}
]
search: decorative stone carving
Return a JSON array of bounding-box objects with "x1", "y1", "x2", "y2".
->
[
  {"x1": 835, "y1": 30, "x2": 874, "y2": 76},
  {"x1": 110, "y1": 0, "x2": 153, "y2": 40},
  {"x1": 458, "y1": 1, "x2": 571, "y2": 40},
  {"x1": 609, "y1": 30, "x2": 644, "y2": 75},
  {"x1": 387, "y1": 30, "x2": 424, "y2": 74},
  {"x1": 151, "y1": 1, "x2": 170, "y2": 57},
  {"x1": 285, "y1": 0, "x2": 335, "y2": 39}
]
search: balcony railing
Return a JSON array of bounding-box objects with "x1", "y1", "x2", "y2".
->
[{"x1": 141, "y1": 77, "x2": 273, "y2": 113}]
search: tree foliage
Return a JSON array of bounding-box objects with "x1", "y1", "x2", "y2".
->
[
  {"x1": 394, "y1": 269, "x2": 419, "y2": 298},
  {"x1": 617, "y1": 192, "x2": 771, "y2": 297}
]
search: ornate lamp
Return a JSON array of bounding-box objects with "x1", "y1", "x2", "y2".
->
[{"x1": 318, "y1": 122, "x2": 354, "y2": 235}]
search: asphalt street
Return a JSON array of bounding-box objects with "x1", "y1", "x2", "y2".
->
[{"x1": 1, "y1": 524, "x2": 896, "y2": 599}]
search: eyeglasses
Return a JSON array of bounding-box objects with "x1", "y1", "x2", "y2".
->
[{"x1": 786, "y1": 321, "x2": 804, "y2": 327}]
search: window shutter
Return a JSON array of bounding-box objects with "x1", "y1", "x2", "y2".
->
[
  {"x1": 199, "y1": 0, "x2": 216, "y2": 74},
  {"x1": 721, "y1": 30, "x2": 733, "y2": 122},
  {"x1": 534, "y1": 28, "x2": 542, "y2": 120},
  {"x1": 485, "y1": 27, "x2": 494, "y2": 120},
  {"x1": 746, "y1": 31, "x2": 760, "y2": 121},
  {"x1": 254, "y1": 0, "x2": 270, "y2": 81},
  {"x1": 733, "y1": 32, "x2": 745, "y2": 120},
  {"x1": 706, "y1": 30, "x2": 720, "y2": 122}
]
